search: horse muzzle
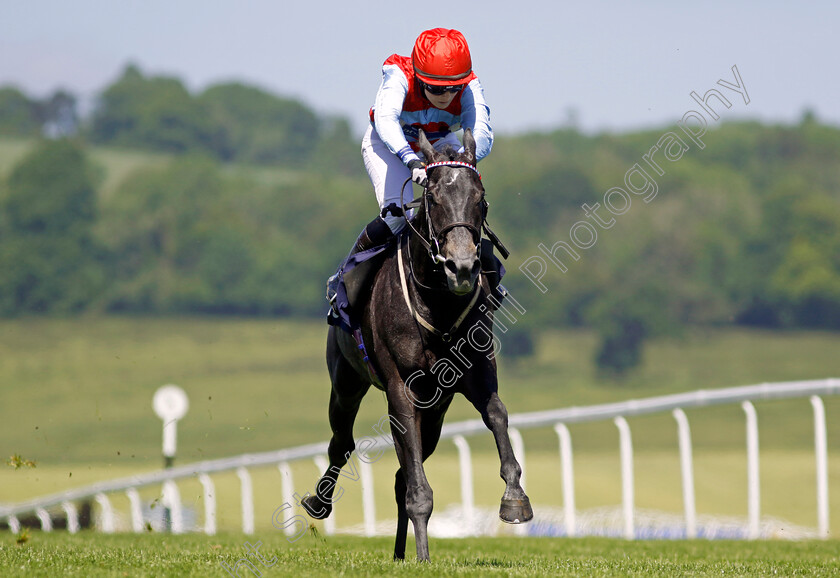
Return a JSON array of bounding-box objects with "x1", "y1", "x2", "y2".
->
[{"x1": 444, "y1": 253, "x2": 481, "y2": 295}]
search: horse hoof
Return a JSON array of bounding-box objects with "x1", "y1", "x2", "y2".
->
[
  {"x1": 301, "y1": 495, "x2": 332, "y2": 520},
  {"x1": 499, "y1": 497, "x2": 533, "y2": 524}
]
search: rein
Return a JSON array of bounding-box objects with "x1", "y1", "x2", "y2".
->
[{"x1": 397, "y1": 234, "x2": 480, "y2": 342}]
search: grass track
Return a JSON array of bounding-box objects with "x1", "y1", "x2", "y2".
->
[{"x1": 1, "y1": 533, "x2": 839, "y2": 577}]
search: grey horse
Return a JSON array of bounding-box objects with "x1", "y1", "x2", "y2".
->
[{"x1": 302, "y1": 128, "x2": 532, "y2": 561}]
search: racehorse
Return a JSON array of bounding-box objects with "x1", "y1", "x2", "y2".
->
[{"x1": 302, "y1": 128, "x2": 532, "y2": 561}]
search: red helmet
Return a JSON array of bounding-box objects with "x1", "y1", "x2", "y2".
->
[{"x1": 411, "y1": 28, "x2": 473, "y2": 86}]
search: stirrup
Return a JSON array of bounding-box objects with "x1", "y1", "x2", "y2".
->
[
  {"x1": 326, "y1": 272, "x2": 340, "y2": 303},
  {"x1": 326, "y1": 292, "x2": 340, "y2": 323},
  {"x1": 326, "y1": 271, "x2": 341, "y2": 322}
]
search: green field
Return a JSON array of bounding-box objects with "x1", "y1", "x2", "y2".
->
[
  {"x1": 0, "y1": 136, "x2": 304, "y2": 198},
  {"x1": 1, "y1": 533, "x2": 839, "y2": 577},
  {"x1": 2, "y1": 317, "x2": 839, "y2": 465},
  {"x1": 2, "y1": 317, "x2": 839, "y2": 541}
]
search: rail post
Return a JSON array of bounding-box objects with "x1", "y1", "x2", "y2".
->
[
  {"x1": 672, "y1": 408, "x2": 697, "y2": 538},
  {"x1": 742, "y1": 401, "x2": 760, "y2": 539},
  {"x1": 614, "y1": 416, "x2": 634, "y2": 539}
]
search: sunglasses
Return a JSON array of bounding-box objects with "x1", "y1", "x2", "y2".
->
[{"x1": 421, "y1": 82, "x2": 463, "y2": 96}]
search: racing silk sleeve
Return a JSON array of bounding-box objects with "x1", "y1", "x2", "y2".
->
[
  {"x1": 459, "y1": 78, "x2": 494, "y2": 162},
  {"x1": 372, "y1": 64, "x2": 421, "y2": 166}
]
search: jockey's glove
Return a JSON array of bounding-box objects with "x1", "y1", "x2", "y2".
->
[{"x1": 408, "y1": 159, "x2": 428, "y2": 188}]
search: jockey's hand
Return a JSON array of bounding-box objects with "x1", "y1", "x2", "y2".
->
[{"x1": 408, "y1": 160, "x2": 428, "y2": 188}]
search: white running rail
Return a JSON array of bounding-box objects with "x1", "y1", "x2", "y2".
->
[{"x1": 2, "y1": 378, "x2": 837, "y2": 538}]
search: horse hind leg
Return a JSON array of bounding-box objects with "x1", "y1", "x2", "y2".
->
[
  {"x1": 393, "y1": 469, "x2": 409, "y2": 561},
  {"x1": 302, "y1": 387, "x2": 369, "y2": 518}
]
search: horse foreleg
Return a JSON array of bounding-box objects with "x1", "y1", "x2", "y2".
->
[
  {"x1": 392, "y1": 396, "x2": 451, "y2": 560},
  {"x1": 386, "y1": 403, "x2": 434, "y2": 562},
  {"x1": 303, "y1": 358, "x2": 370, "y2": 520},
  {"x1": 474, "y1": 392, "x2": 533, "y2": 524}
]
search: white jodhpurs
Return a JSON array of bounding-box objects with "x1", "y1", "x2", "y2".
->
[{"x1": 361, "y1": 124, "x2": 462, "y2": 234}]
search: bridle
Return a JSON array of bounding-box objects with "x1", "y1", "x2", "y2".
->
[
  {"x1": 388, "y1": 160, "x2": 507, "y2": 265},
  {"x1": 384, "y1": 159, "x2": 509, "y2": 342},
  {"x1": 400, "y1": 161, "x2": 483, "y2": 265}
]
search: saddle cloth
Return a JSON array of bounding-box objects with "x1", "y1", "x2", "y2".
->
[{"x1": 328, "y1": 238, "x2": 395, "y2": 333}]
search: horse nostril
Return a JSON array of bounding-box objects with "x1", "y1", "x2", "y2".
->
[
  {"x1": 471, "y1": 259, "x2": 481, "y2": 275},
  {"x1": 444, "y1": 259, "x2": 459, "y2": 276}
]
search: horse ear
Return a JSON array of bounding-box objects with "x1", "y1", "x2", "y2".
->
[
  {"x1": 416, "y1": 129, "x2": 437, "y2": 162},
  {"x1": 462, "y1": 128, "x2": 477, "y2": 164}
]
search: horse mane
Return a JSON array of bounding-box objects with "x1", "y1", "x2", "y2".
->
[{"x1": 439, "y1": 144, "x2": 461, "y2": 161}]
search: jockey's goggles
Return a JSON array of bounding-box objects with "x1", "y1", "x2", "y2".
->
[{"x1": 421, "y1": 81, "x2": 464, "y2": 96}]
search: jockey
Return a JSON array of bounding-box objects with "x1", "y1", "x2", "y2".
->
[{"x1": 327, "y1": 27, "x2": 494, "y2": 305}]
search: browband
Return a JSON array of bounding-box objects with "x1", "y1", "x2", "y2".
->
[{"x1": 425, "y1": 161, "x2": 481, "y2": 179}]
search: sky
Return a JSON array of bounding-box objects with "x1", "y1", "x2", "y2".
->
[{"x1": 1, "y1": 1, "x2": 836, "y2": 137}]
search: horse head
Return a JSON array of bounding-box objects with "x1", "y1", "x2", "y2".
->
[{"x1": 415, "y1": 128, "x2": 485, "y2": 296}]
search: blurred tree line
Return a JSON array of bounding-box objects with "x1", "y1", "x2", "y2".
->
[
  {"x1": 0, "y1": 64, "x2": 359, "y2": 173},
  {"x1": 485, "y1": 117, "x2": 840, "y2": 373},
  {"x1": 1, "y1": 65, "x2": 839, "y2": 374}
]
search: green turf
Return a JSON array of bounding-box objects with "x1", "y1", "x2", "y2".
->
[{"x1": 1, "y1": 532, "x2": 838, "y2": 577}]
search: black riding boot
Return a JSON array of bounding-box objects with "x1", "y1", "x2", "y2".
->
[{"x1": 326, "y1": 216, "x2": 394, "y2": 309}]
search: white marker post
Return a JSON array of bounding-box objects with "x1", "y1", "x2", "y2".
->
[{"x1": 153, "y1": 384, "x2": 189, "y2": 531}]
